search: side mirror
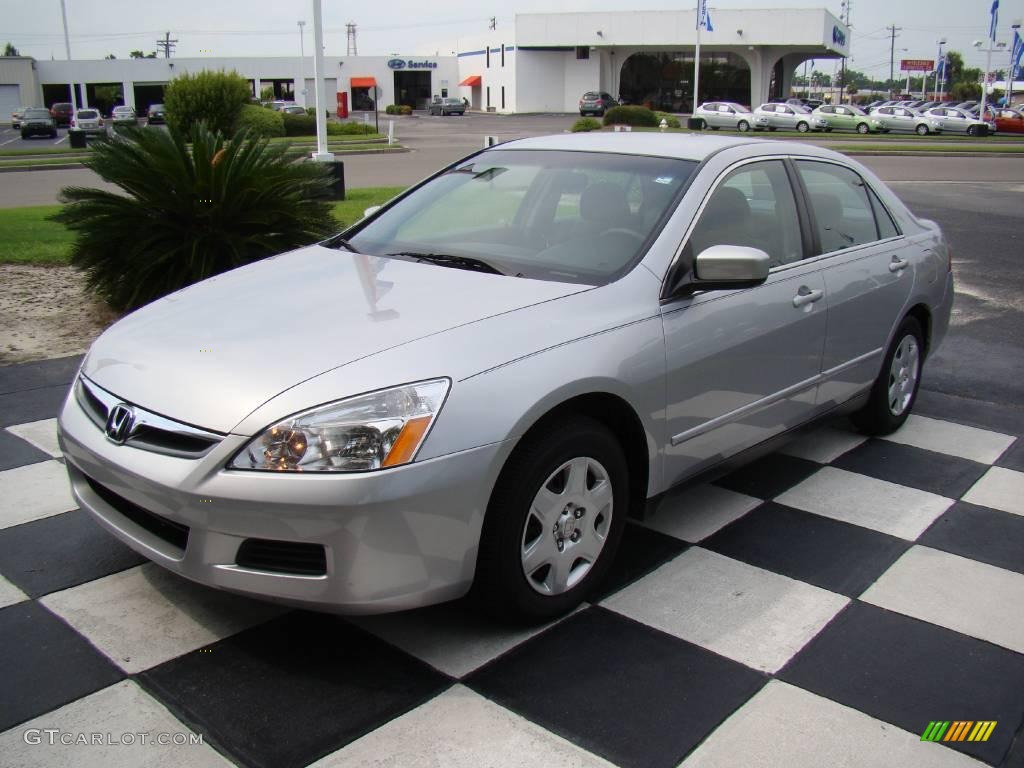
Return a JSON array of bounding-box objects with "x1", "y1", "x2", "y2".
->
[
  {"x1": 363, "y1": 205, "x2": 382, "y2": 219},
  {"x1": 672, "y1": 244, "x2": 771, "y2": 297}
]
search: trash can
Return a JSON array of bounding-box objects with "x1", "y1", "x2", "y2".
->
[
  {"x1": 687, "y1": 117, "x2": 704, "y2": 130},
  {"x1": 312, "y1": 159, "x2": 345, "y2": 200},
  {"x1": 69, "y1": 129, "x2": 87, "y2": 149}
]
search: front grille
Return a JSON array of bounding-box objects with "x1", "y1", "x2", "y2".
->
[
  {"x1": 236, "y1": 539, "x2": 327, "y2": 576},
  {"x1": 85, "y1": 475, "x2": 190, "y2": 552}
]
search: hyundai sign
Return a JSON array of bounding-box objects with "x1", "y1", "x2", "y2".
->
[
  {"x1": 387, "y1": 59, "x2": 438, "y2": 70},
  {"x1": 832, "y1": 25, "x2": 847, "y2": 47}
]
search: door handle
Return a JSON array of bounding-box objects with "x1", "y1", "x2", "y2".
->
[
  {"x1": 889, "y1": 257, "x2": 909, "y2": 273},
  {"x1": 792, "y1": 286, "x2": 824, "y2": 308}
]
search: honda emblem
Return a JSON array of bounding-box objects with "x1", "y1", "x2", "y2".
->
[{"x1": 105, "y1": 403, "x2": 135, "y2": 444}]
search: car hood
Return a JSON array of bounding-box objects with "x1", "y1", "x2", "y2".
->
[{"x1": 82, "y1": 244, "x2": 588, "y2": 433}]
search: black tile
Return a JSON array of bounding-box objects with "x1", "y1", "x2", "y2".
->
[
  {"x1": 138, "y1": 610, "x2": 451, "y2": 768},
  {"x1": 832, "y1": 440, "x2": 987, "y2": 499},
  {"x1": 0, "y1": 354, "x2": 82, "y2": 396},
  {"x1": 466, "y1": 606, "x2": 766, "y2": 768},
  {"x1": 0, "y1": 385, "x2": 69, "y2": 427},
  {"x1": 0, "y1": 509, "x2": 146, "y2": 598},
  {"x1": 918, "y1": 501, "x2": 1024, "y2": 576},
  {"x1": 703, "y1": 502, "x2": 909, "y2": 597},
  {"x1": 779, "y1": 601, "x2": 1024, "y2": 766},
  {"x1": 589, "y1": 522, "x2": 688, "y2": 602},
  {"x1": 0, "y1": 429, "x2": 51, "y2": 471},
  {"x1": 713, "y1": 453, "x2": 821, "y2": 500},
  {"x1": 0, "y1": 601, "x2": 124, "y2": 730},
  {"x1": 916, "y1": 390, "x2": 1024, "y2": 439},
  {"x1": 996, "y1": 438, "x2": 1024, "y2": 473}
]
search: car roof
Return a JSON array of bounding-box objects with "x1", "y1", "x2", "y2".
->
[{"x1": 493, "y1": 132, "x2": 849, "y2": 163}]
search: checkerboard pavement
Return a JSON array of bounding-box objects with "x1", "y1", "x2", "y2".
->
[{"x1": 2, "y1": 355, "x2": 1024, "y2": 768}]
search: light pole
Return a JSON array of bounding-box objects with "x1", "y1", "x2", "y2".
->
[
  {"x1": 297, "y1": 20, "x2": 306, "y2": 107},
  {"x1": 59, "y1": 0, "x2": 78, "y2": 112},
  {"x1": 934, "y1": 39, "x2": 947, "y2": 100},
  {"x1": 311, "y1": 0, "x2": 332, "y2": 161},
  {"x1": 975, "y1": 39, "x2": 1008, "y2": 118},
  {"x1": 1010, "y1": 22, "x2": 1022, "y2": 107}
]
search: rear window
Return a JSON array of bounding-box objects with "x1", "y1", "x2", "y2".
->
[
  {"x1": 25, "y1": 109, "x2": 50, "y2": 118},
  {"x1": 443, "y1": 98, "x2": 462, "y2": 105},
  {"x1": 582, "y1": 92, "x2": 600, "y2": 100},
  {"x1": 78, "y1": 110, "x2": 99, "y2": 119}
]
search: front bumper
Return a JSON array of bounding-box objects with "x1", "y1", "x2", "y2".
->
[
  {"x1": 57, "y1": 384, "x2": 509, "y2": 614},
  {"x1": 21, "y1": 124, "x2": 54, "y2": 135}
]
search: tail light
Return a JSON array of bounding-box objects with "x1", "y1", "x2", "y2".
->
[{"x1": 596, "y1": 99, "x2": 605, "y2": 106}]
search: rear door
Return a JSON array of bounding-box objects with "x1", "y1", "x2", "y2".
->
[{"x1": 793, "y1": 159, "x2": 915, "y2": 407}]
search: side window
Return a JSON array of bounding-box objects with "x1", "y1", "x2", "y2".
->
[
  {"x1": 796, "y1": 161, "x2": 880, "y2": 253},
  {"x1": 686, "y1": 160, "x2": 803, "y2": 269},
  {"x1": 867, "y1": 186, "x2": 900, "y2": 239}
]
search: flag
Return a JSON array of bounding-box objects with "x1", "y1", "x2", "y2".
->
[
  {"x1": 697, "y1": 0, "x2": 713, "y2": 31},
  {"x1": 989, "y1": 0, "x2": 999, "y2": 42},
  {"x1": 1012, "y1": 30, "x2": 1023, "y2": 76}
]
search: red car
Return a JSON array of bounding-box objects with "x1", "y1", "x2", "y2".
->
[
  {"x1": 49, "y1": 102, "x2": 74, "y2": 127},
  {"x1": 994, "y1": 108, "x2": 1024, "y2": 134}
]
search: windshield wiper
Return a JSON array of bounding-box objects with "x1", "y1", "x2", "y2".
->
[
  {"x1": 386, "y1": 251, "x2": 505, "y2": 275},
  {"x1": 323, "y1": 234, "x2": 361, "y2": 253}
]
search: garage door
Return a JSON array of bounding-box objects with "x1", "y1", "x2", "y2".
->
[{"x1": 0, "y1": 85, "x2": 21, "y2": 124}]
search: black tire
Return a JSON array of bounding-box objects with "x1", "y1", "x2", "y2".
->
[
  {"x1": 737, "y1": 119, "x2": 750, "y2": 132},
  {"x1": 916, "y1": 124, "x2": 929, "y2": 135},
  {"x1": 967, "y1": 125, "x2": 978, "y2": 137},
  {"x1": 857, "y1": 122, "x2": 869, "y2": 134},
  {"x1": 50, "y1": 131, "x2": 57, "y2": 138},
  {"x1": 696, "y1": 119, "x2": 706, "y2": 130},
  {"x1": 851, "y1": 316, "x2": 924, "y2": 436},
  {"x1": 711, "y1": 126, "x2": 720, "y2": 130},
  {"x1": 473, "y1": 415, "x2": 630, "y2": 623},
  {"x1": 796, "y1": 121, "x2": 810, "y2": 133},
  {"x1": 768, "y1": 126, "x2": 777, "y2": 131}
]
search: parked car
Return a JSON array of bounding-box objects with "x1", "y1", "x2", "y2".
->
[
  {"x1": 923, "y1": 107, "x2": 991, "y2": 136},
  {"x1": 800, "y1": 98, "x2": 824, "y2": 109},
  {"x1": 71, "y1": 108, "x2": 105, "y2": 136},
  {"x1": 20, "y1": 107, "x2": 58, "y2": 139},
  {"x1": 50, "y1": 102, "x2": 74, "y2": 127},
  {"x1": 429, "y1": 97, "x2": 466, "y2": 116},
  {"x1": 270, "y1": 100, "x2": 294, "y2": 111},
  {"x1": 57, "y1": 133, "x2": 953, "y2": 621},
  {"x1": 953, "y1": 101, "x2": 978, "y2": 112},
  {"x1": 579, "y1": 91, "x2": 618, "y2": 117},
  {"x1": 994, "y1": 108, "x2": 1024, "y2": 134},
  {"x1": 280, "y1": 105, "x2": 307, "y2": 115},
  {"x1": 147, "y1": 103, "x2": 166, "y2": 124},
  {"x1": 693, "y1": 102, "x2": 769, "y2": 131},
  {"x1": 755, "y1": 103, "x2": 828, "y2": 132},
  {"x1": 869, "y1": 106, "x2": 942, "y2": 135},
  {"x1": 110, "y1": 106, "x2": 138, "y2": 127},
  {"x1": 813, "y1": 104, "x2": 881, "y2": 134},
  {"x1": 11, "y1": 106, "x2": 27, "y2": 128}
]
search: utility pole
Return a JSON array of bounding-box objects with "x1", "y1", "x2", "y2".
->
[
  {"x1": 156, "y1": 31, "x2": 178, "y2": 58},
  {"x1": 887, "y1": 25, "x2": 902, "y2": 97},
  {"x1": 489, "y1": 17, "x2": 496, "y2": 31},
  {"x1": 59, "y1": 0, "x2": 78, "y2": 111},
  {"x1": 297, "y1": 21, "x2": 306, "y2": 107},
  {"x1": 839, "y1": 0, "x2": 851, "y2": 103},
  {"x1": 345, "y1": 23, "x2": 357, "y2": 56}
]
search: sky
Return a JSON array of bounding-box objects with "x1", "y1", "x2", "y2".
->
[{"x1": 3, "y1": 0, "x2": 1022, "y2": 81}]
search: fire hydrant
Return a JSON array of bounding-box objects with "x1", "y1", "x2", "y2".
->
[{"x1": 659, "y1": 118, "x2": 668, "y2": 131}]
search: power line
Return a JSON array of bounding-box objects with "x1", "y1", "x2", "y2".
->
[{"x1": 155, "y1": 31, "x2": 178, "y2": 58}]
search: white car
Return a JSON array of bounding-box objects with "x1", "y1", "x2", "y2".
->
[
  {"x1": 754, "y1": 103, "x2": 828, "y2": 133},
  {"x1": 869, "y1": 106, "x2": 942, "y2": 135},
  {"x1": 71, "y1": 108, "x2": 105, "y2": 136},
  {"x1": 693, "y1": 102, "x2": 769, "y2": 132},
  {"x1": 924, "y1": 107, "x2": 991, "y2": 136}
]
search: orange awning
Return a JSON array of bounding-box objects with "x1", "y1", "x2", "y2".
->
[
  {"x1": 459, "y1": 75, "x2": 482, "y2": 87},
  {"x1": 350, "y1": 77, "x2": 377, "y2": 88}
]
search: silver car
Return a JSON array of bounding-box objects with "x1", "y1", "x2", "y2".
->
[
  {"x1": 693, "y1": 102, "x2": 769, "y2": 132},
  {"x1": 870, "y1": 106, "x2": 942, "y2": 135},
  {"x1": 924, "y1": 107, "x2": 990, "y2": 136},
  {"x1": 755, "y1": 103, "x2": 828, "y2": 132},
  {"x1": 58, "y1": 133, "x2": 953, "y2": 621},
  {"x1": 72, "y1": 108, "x2": 105, "y2": 136}
]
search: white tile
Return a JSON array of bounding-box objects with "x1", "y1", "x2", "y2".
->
[
  {"x1": 0, "y1": 680, "x2": 230, "y2": 768},
  {"x1": 962, "y1": 466, "x2": 1024, "y2": 516},
  {"x1": 41, "y1": 563, "x2": 284, "y2": 673},
  {"x1": 0, "y1": 460, "x2": 76, "y2": 529},
  {"x1": 780, "y1": 426, "x2": 866, "y2": 464},
  {"x1": 776, "y1": 467, "x2": 953, "y2": 540},
  {"x1": 643, "y1": 483, "x2": 761, "y2": 543},
  {"x1": 861, "y1": 546, "x2": 1024, "y2": 654},
  {"x1": 6, "y1": 418, "x2": 62, "y2": 458},
  {"x1": 349, "y1": 601, "x2": 573, "y2": 678},
  {"x1": 680, "y1": 680, "x2": 985, "y2": 768},
  {"x1": 312, "y1": 684, "x2": 614, "y2": 768},
  {"x1": 882, "y1": 415, "x2": 1015, "y2": 465},
  {"x1": 0, "y1": 573, "x2": 28, "y2": 608},
  {"x1": 602, "y1": 548, "x2": 848, "y2": 673}
]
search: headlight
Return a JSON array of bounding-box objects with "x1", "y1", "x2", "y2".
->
[{"x1": 230, "y1": 378, "x2": 450, "y2": 472}]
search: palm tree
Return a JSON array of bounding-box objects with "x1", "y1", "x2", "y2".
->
[{"x1": 54, "y1": 123, "x2": 337, "y2": 312}]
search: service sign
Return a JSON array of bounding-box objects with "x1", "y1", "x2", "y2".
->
[
  {"x1": 900, "y1": 59, "x2": 935, "y2": 72},
  {"x1": 387, "y1": 59, "x2": 438, "y2": 70}
]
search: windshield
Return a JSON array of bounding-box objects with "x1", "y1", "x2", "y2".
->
[
  {"x1": 25, "y1": 109, "x2": 50, "y2": 118},
  {"x1": 348, "y1": 149, "x2": 697, "y2": 285},
  {"x1": 848, "y1": 105, "x2": 867, "y2": 116}
]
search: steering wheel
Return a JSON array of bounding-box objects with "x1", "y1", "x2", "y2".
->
[{"x1": 600, "y1": 228, "x2": 643, "y2": 243}]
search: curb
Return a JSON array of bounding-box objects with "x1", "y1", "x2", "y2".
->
[{"x1": 839, "y1": 151, "x2": 1024, "y2": 158}]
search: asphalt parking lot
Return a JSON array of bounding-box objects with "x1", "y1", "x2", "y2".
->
[{"x1": 1, "y1": 113, "x2": 1023, "y2": 768}]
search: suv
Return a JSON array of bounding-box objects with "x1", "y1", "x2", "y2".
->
[
  {"x1": 428, "y1": 97, "x2": 466, "y2": 116},
  {"x1": 147, "y1": 103, "x2": 167, "y2": 124},
  {"x1": 50, "y1": 102, "x2": 74, "y2": 127},
  {"x1": 579, "y1": 91, "x2": 617, "y2": 117},
  {"x1": 71, "y1": 108, "x2": 105, "y2": 136},
  {"x1": 20, "y1": 108, "x2": 58, "y2": 139}
]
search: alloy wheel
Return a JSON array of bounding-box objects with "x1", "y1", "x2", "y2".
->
[{"x1": 888, "y1": 334, "x2": 920, "y2": 416}]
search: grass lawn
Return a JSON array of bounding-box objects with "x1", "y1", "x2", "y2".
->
[{"x1": 0, "y1": 187, "x2": 407, "y2": 265}]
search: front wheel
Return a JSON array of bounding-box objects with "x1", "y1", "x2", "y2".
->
[
  {"x1": 695, "y1": 119, "x2": 706, "y2": 130},
  {"x1": 768, "y1": 126, "x2": 777, "y2": 132},
  {"x1": 967, "y1": 125, "x2": 978, "y2": 137},
  {"x1": 473, "y1": 415, "x2": 629, "y2": 622},
  {"x1": 796, "y1": 121, "x2": 810, "y2": 133},
  {"x1": 916, "y1": 124, "x2": 929, "y2": 136},
  {"x1": 851, "y1": 316, "x2": 924, "y2": 436},
  {"x1": 857, "y1": 122, "x2": 870, "y2": 134},
  {"x1": 737, "y1": 120, "x2": 750, "y2": 132}
]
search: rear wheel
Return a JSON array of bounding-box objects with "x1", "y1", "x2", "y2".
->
[
  {"x1": 695, "y1": 119, "x2": 706, "y2": 130},
  {"x1": 768, "y1": 126, "x2": 777, "y2": 132},
  {"x1": 851, "y1": 316, "x2": 924, "y2": 436},
  {"x1": 916, "y1": 123, "x2": 929, "y2": 135},
  {"x1": 473, "y1": 415, "x2": 629, "y2": 623},
  {"x1": 737, "y1": 120, "x2": 750, "y2": 132},
  {"x1": 857, "y1": 122, "x2": 870, "y2": 134},
  {"x1": 967, "y1": 125, "x2": 978, "y2": 136},
  {"x1": 796, "y1": 121, "x2": 810, "y2": 133}
]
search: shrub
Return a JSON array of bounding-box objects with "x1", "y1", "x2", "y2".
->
[
  {"x1": 53, "y1": 123, "x2": 337, "y2": 312},
  {"x1": 385, "y1": 104, "x2": 413, "y2": 115},
  {"x1": 164, "y1": 70, "x2": 251, "y2": 136},
  {"x1": 327, "y1": 121, "x2": 376, "y2": 135},
  {"x1": 282, "y1": 112, "x2": 317, "y2": 136},
  {"x1": 654, "y1": 112, "x2": 681, "y2": 128},
  {"x1": 602, "y1": 105, "x2": 659, "y2": 127},
  {"x1": 234, "y1": 104, "x2": 285, "y2": 138},
  {"x1": 571, "y1": 117, "x2": 602, "y2": 132}
]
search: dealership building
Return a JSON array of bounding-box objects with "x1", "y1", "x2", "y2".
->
[{"x1": 1, "y1": 7, "x2": 847, "y2": 120}]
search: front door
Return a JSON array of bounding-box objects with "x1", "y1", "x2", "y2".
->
[{"x1": 661, "y1": 159, "x2": 827, "y2": 486}]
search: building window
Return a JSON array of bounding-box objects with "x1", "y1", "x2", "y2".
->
[
  {"x1": 501, "y1": 44, "x2": 505, "y2": 67},
  {"x1": 575, "y1": 46, "x2": 590, "y2": 60},
  {"x1": 486, "y1": 46, "x2": 490, "y2": 68},
  {"x1": 501, "y1": 86, "x2": 506, "y2": 109},
  {"x1": 486, "y1": 86, "x2": 491, "y2": 107}
]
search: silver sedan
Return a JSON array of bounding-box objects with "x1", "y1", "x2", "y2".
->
[
  {"x1": 693, "y1": 102, "x2": 769, "y2": 132},
  {"x1": 58, "y1": 133, "x2": 953, "y2": 621},
  {"x1": 754, "y1": 103, "x2": 829, "y2": 132},
  {"x1": 924, "y1": 107, "x2": 991, "y2": 136}
]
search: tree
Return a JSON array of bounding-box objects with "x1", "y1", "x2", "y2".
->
[
  {"x1": 943, "y1": 51, "x2": 965, "y2": 87},
  {"x1": 260, "y1": 86, "x2": 275, "y2": 102},
  {"x1": 105, "y1": 54, "x2": 117, "y2": 60},
  {"x1": 163, "y1": 70, "x2": 251, "y2": 136},
  {"x1": 3, "y1": 42, "x2": 19, "y2": 56},
  {"x1": 53, "y1": 123, "x2": 337, "y2": 312},
  {"x1": 129, "y1": 50, "x2": 157, "y2": 59}
]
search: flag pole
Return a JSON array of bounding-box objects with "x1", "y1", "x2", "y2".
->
[{"x1": 693, "y1": 5, "x2": 702, "y2": 117}]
